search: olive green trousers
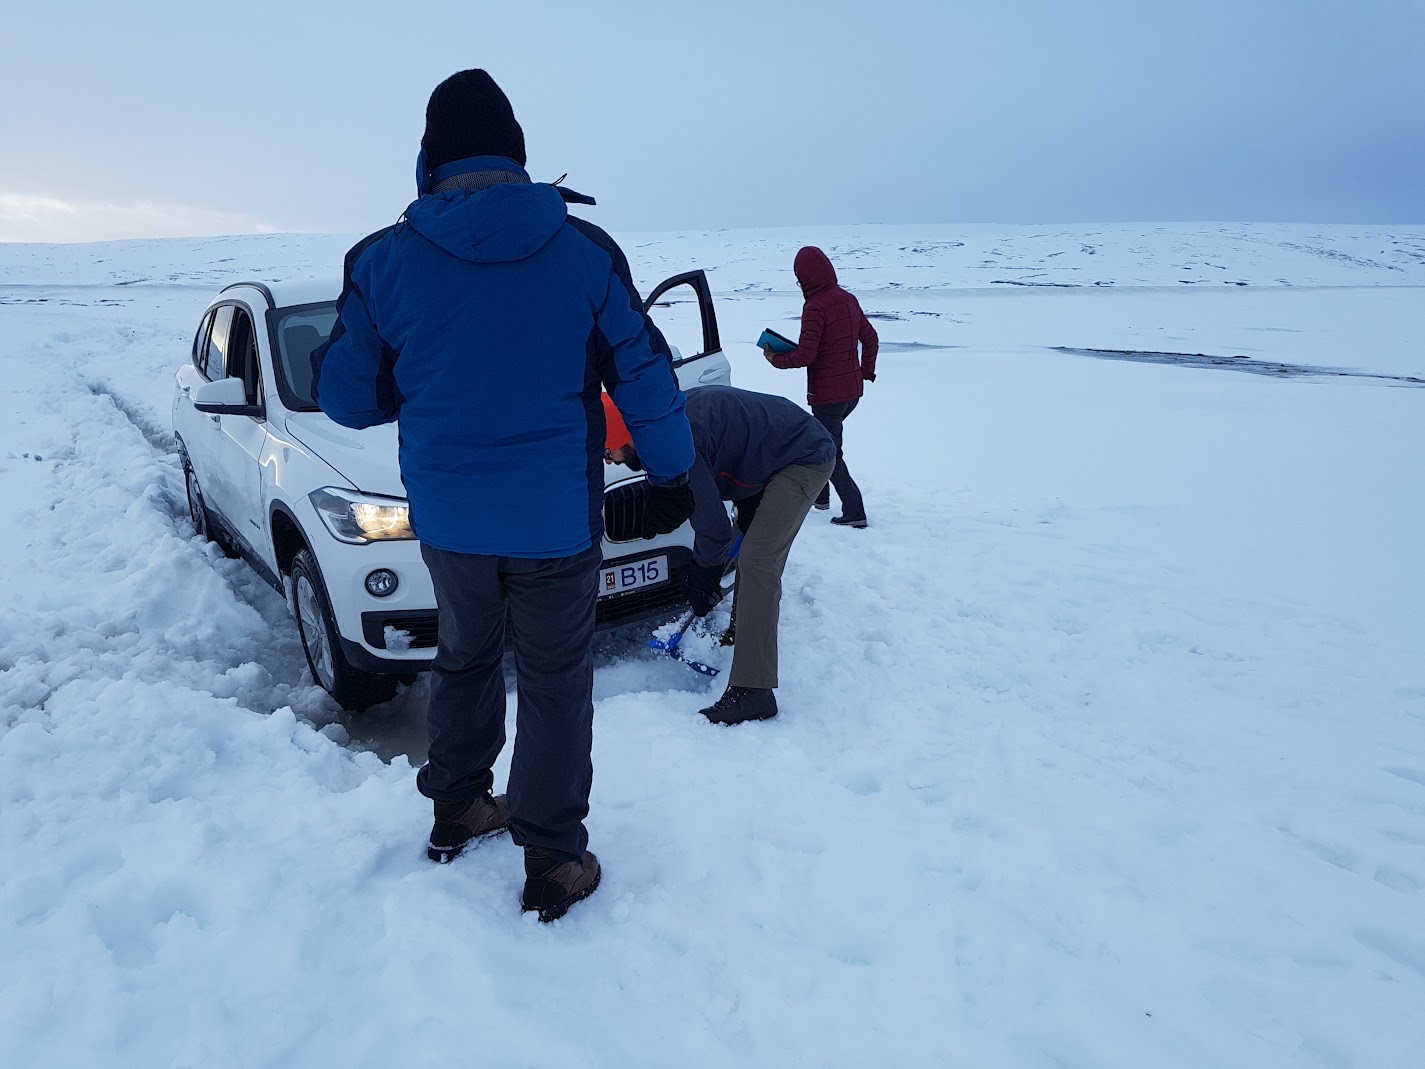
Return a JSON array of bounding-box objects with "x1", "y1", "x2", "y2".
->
[{"x1": 729, "y1": 461, "x2": 835, "y2": 690}]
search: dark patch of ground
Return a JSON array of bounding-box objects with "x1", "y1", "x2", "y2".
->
[
  {"x1": 880, "y1": 342, "x2": 960, "y2": 353},
  {"x1": 1050, "y1": 347, "x2": 1424, "y2": 387}
]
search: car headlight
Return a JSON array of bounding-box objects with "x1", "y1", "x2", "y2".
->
[{"x1": 309, "y1": 487, "x2": 416, "y2": 544}]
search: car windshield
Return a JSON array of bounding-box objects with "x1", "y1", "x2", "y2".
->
[{"x1": 272, "y1": 302, "x2": 338, "y2": 411}]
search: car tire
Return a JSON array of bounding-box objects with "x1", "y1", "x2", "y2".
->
[
  {"x1": 291, "y1": 549, "x2": 398, "y2": 713},
  {"x1": 183, "y1": 455, "x2": 238, "y2": 558}
]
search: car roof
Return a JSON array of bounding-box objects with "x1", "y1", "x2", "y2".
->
[{"x1": 218, "y1": 278, "x2": 340, "y2": 310}]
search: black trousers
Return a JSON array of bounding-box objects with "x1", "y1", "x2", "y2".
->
[
  {"x1": 416, "y1": 542, "x2": 602, "y2": 860},
  {"x1": 811, "y1": 398, "x2": 865, "y2": 520}
]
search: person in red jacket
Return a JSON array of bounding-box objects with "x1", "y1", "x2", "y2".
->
[{"x1": 763, "y1": 246, "x2": 878, "y2": 527}]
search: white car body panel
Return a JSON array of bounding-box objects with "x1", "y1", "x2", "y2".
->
[
  {"x1": 282, "y1": 415, "x2": 405, "y2": 498},
  {"x1": 204, "y1": 415, "x2": 268, "y2": 550}
]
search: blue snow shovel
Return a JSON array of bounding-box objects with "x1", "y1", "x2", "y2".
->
[{"x1": 649, "y1": 534, "x2": 742, "y2": 676}]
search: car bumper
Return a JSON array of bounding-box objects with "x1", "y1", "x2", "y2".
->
[{"x1": 340, "y1": 544, "x2": 697, "y2": 674}]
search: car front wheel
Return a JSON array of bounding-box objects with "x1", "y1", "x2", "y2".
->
[{"x1": 291, "y1": 549, "x2": 398, "y2": 712}]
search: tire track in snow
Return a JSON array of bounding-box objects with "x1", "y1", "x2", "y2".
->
[
  {"x1": 68, "y1": 327, "x2": 432, "y2": 753},
  {"x1": 0, "y1": 325, "x2": 345, "y2": 738},
  {"x1": 83, "y1": 379, "x2": 178, "y2": 456}
]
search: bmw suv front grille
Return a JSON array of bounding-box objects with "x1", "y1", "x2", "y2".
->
[{"x1": 602, "y1": 479, "x2": 648, "y2": 543}]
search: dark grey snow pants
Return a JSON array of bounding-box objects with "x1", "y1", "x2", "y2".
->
[
  {"x1": 416, "y1": 542, "x2": 602, "y2": 860},
  {"x1": 811, "y1": 398, "x2": 866, "y2": 520}
]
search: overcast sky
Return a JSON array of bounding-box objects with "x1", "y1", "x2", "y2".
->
[{"x1": 2, "y1": 0, "x2": 1422, "y2": 243}]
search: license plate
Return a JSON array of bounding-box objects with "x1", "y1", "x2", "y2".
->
[{"x1": 599, "y1": 555, "x2": 668, "y2": 598}]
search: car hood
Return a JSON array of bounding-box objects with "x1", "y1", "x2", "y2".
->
[
  {"x1": 283, "y1": 414, "x2": 407, "y2": 498},
  {"x1": 284, "y1": 413, "x2": 640, "y2": 500}
]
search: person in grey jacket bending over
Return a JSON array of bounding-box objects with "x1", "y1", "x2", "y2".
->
[{"x1": 606, "y1": 385, "x2": 835, "y2": 724}]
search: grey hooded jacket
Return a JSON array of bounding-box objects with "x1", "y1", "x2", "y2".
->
[{"x1": 684, "y1": 386, "x2": 835, "y2": 566}]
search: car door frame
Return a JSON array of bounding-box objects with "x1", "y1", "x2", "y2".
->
[
  {"x1": 643, "y1": 270, "x2": 721, "y2": 368},
  {"x1": 176, "y1": 303, "x2": 230, "y2": 478},
  {"x1": 198, "y1": 299, "x2": 271, "y2": 562}
]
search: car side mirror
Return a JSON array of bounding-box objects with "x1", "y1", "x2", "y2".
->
[{"x1": 193, "y1": 377, "x2": 263, "y2": 417}]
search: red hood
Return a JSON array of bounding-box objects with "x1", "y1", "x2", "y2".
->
[{"x1": 794, "y1": 246, "x2": 837, "y2": 297}]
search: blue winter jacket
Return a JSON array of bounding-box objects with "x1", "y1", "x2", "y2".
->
[{"x1": 313, "y1": 157, "x2": 695, "y2": 558}]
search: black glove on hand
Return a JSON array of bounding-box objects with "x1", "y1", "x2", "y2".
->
[
  {"x1": 642, "y1": 473, "x2": 695, "y2": 538},
  {"x1": 682, "y1": 561, "x2": 725, "y2": 618},
  {"x1": 735, "y1": 491, "x2": 763, "y2": 535}
]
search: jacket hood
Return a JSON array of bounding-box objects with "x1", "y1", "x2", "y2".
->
[
  {"x1": 794, "y1": 246, "x2": 837, "y2": 296},
  {"x1": 405, "y1": 181, "x2": 568, "y2": 264}
]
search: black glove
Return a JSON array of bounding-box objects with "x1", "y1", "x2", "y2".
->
[
  {"x1": 682, "y1": 561, "x2": 725, "y2": 617},
  {"x1": 735, "y1": 491, "x2": 763, "y2": 534},
  {"x1": 863, "y1": 372, "x2": 876, "y2": 383},
  {"x1": 642, "y1": 473, "x2": 695, "y2": 538}
]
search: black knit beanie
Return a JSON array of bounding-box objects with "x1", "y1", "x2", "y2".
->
[{"x1": 422, "y1": 69, "x2": 526, "y2": 170}]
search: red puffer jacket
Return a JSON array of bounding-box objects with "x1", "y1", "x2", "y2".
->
[{"x1": 770, "y1": 246, "x2": 878, "y2": 406}]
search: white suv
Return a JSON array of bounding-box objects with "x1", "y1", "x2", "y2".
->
[{"x1": 173, "y1": 270, "x2": 731, "y2": 710}]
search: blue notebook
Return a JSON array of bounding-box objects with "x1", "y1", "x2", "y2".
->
[{"x1": 757, "y1": 328, "x2": 797, "y2": 354}]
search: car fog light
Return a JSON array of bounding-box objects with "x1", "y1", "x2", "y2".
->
[{"x1": 365, "y1": 569, "x2": 399, "y2": 598}]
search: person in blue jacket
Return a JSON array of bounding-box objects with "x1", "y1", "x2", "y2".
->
[{"x1": 313, "y1": 69, "x2": 696, "y2": 923}]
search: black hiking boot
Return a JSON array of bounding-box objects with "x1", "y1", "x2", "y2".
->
[
  {"x1": 521, "y1": 848, "x2": 602, "y2": 922},
  {"x1": 831, "y1": 515, "x2": 868, "y2": 529},
  {"x1": 427, "y1": 793, "x2": 510, "y2": 863},
  {"x1": 813, "y1": 500, "x2": 830, "y2": 511},
  {"x1": 700, "y1": 685, "x2": 778, "y2": 725}
]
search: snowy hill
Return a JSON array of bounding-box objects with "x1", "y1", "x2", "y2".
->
[
  {"x1": 1, "y1": 223, "x2": 1422, "y2": 1068},
  {"x1": 3, "y1": 221, "x2": 1424, "y2": 290}
]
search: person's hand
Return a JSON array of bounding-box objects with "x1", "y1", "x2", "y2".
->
[
  {"x1": 863, "y1": 371, "x2": 876, "y2": 383},
  {"x1": 682, "y1": 562, "x2": 725, "y2": 617},
  {"x1": 762, "y1": 344, "x2": 777, "y2": 361},
  {"x1": 735, "y1": 490, "x2": 763, "y2": 534},
  {"x1": 642, "y1": 473, "x2": 694, "y2": 538}
]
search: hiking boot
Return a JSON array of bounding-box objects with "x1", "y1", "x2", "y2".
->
[
  {"x1": 700, "y1": 685, "x2": 778, "y2": 725},
  {"x1": 831, "y1": 515, "x2": 868, "y2": 529},
  {"x1": 427, "y1": 793, "x2": 510, "y2": 863},
  {"x1": 813, "y1": 500, "x2": 830, "y2": 511},
  {"x1": 521, "y1": 848, "x2": 601, "y2": 922}
]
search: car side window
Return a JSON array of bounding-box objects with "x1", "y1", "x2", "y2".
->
[
  {"x1": 204, "y1": 306, "x2": 235, "y2": 382},
  {"x1": 192, "y1": 311, "x2": 215, "y2": 375},
  {"x1": 226, "y1": 307, "x2": 263, "y2": 406}
]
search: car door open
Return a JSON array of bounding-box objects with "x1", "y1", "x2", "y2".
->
[{"x1": 643, "y1": 270, "x2": 731, "y2": 390}]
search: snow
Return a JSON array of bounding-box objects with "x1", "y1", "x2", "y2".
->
[
  {"x1": 1, "y1": 223, "x2": 1423, "y2": 1068},
  {"x1": 382, "y1": 625, "x2": 414, "y2": 654}
]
